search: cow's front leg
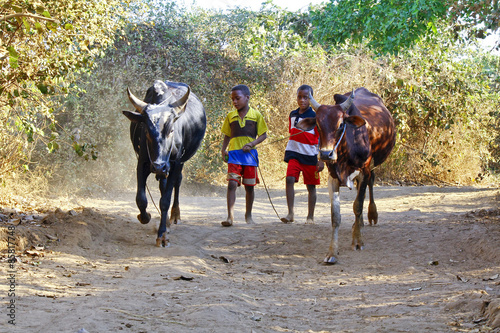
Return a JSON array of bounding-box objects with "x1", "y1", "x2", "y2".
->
[
  {"x1": 136, "y1": 161, "x2": 151, "y2": 224},
  {"x1": 352, "y1": 171, "x2": 368, "y2": 250},
  {"x1": 325, "y1": 175, "x2": 341, "y2": 264},
  {"x1": 156, "y1": 168, "x2": 178, "y2": 247},
  {"x1": 169, "y1": 164, "x2": 183, "y2": 224}
]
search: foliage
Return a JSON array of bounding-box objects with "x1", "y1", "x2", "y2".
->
[
  {"x1": 0, "y1": 0, "x2": 130, "y2": 180},
  {"x1": 53, "y1": 2, "x2": 499, "y2": 191},
  {"x1": 448, "y1": 0, "x2": 500, "y2": 41},
  {"x1": 311, "y1": 0, "x2": 499, "y2": 54},
  {"x1": 380, "y1": 31, "x2": 500, "y2": 183},
  {"x1": 51, "y1": 1, "x2": 329, "y2": 191},
  {"x1": 3, "y1": 0, "x2": 500, "y2": 195},
  {"x1": 484, "y1": 54, "x2": 500, "y2": 172}
]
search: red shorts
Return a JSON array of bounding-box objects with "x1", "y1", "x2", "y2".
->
[
  {"x1": 286, "y1": 159, "x2": 320, "y2": 185},
  {"x1": 227, "y1": 163, "x2": 259, "y2": 186}
]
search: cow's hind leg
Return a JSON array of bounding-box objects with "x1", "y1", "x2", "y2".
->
[
  {"x1": 352, "y1": 171, "x2": 368, "y2": 250},
  {"x1": 325, "y1": 175, "x2": 341, "y2": 264},
  {"x1": 367, "y1": 169, "x2": 378, "y2": 225},
  {"x1": 136, "y1": 161, "x2": 151, "y2": 224},
  {"x1": 170, "y1": 164, "x2": 183, "y2": 225}
]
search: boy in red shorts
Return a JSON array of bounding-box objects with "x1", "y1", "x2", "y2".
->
[
  {"x1": 282, "y1": 85, "x2": 324, "y2": 224},
  {"x1": 221, "y1": 84, "x2": 268, "y2": 227}
]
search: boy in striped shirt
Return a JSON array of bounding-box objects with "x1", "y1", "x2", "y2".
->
[{"x1": 282, "y1": 85, "x2": 324, "y2": 224}]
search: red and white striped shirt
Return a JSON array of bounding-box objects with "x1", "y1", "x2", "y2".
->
[{"x1": 284, "y1": 107, "x2": 319, "y2": 166}]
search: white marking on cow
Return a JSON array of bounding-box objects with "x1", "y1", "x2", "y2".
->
[{"x1": 346, "y1": 170, "x2": 360, "y2": 190}]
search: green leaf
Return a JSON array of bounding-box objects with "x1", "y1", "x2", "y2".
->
[
  {"x1": 46, "y1": 21, "x2": 57, "y2": 32},
  {"x1": 11, "y1": 5, "x2": 22, "y2": 13},
  {"x1": 37, "y1": 84, "x2": 48, "y2": 94},
  {"x1": 7, "y1": 46, "x2": 19, "y2": 68},
  {"x1": 22, "y1": 18, "x2": 31, "y2": 31},
  {"x1": 35, "y1": 22, "x2": 44, "y2": 34},
  {"x1": 73, "y1": 142, "x2": 84, "y2": 156},
  {"x1": 428, "y1": 21, "x2": 437, "y2": 34},
  {"x1": 64, "y1": 23, "x2": 74, "y2": 30}
]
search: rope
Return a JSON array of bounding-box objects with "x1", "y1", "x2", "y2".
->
[
  {"x1": 254, "y1": 130, "x2": 305, "y2": 147},
  {"x1": 134, "y1": 124, "x2": 306, "y2": 220},
  {"x1": 243, "y1": 129, "x2": 311, "y2": 222},
  {"x1": 146, "y1": 181, "x2": 162, "y2": 216},
  {"x1": 249, "y1": 150, "x2": 283, "y2": 221},
  {"x1": 132, "y1": 124, "x2": 162, "y2": 216}
]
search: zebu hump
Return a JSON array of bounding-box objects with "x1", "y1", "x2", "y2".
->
[{"x1": 352, "y1": 88, "x2": 396, "y2": 167}]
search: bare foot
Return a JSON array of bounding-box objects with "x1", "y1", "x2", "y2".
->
[
  {"x1": 245, "y1": 215, "x2": 255, "y2": 224},
  {"x1": 221, "y1": 219, "x2": 233, "y2": 227},
  {"x1": 281, "y1": 214, "x2": 294, "y2": 223}
]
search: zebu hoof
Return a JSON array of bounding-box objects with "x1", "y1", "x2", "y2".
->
[
  {"x1": 170, "y1": 207, "x2": 181, "y2": 225},
  {"x1": 367, "y1": 216, "x2": 378, "y2": 226},
  {"x1": 368, "y1": 208, "x2": 378, "y2": 226},
  {"x1": 352, "y1": 243, "x2": 364, "y2": 251},
  {"x1": 137, "y1": 212, "x2": 151, "y2": 224},
  {"x1": 323, "y1": 256, "x2": 338, "y2": 265},
  {"x1": 156, "y1": 237, "x2": 170, "y2": 248}
]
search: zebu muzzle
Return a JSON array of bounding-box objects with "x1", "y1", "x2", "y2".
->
[
  {"x1": 319, "y1": 149, "x2": 337, "y2": 162},
  {"x1": 151, "y1": 161, "x2": 170, "y2": 176}
]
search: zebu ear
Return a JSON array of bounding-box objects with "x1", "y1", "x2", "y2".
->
[
  {"x1": 122, "y1": 110, "x2": 144, "y2": 123},
  {"x1": 334, "y1": 94, "x2": 348, "y2": 105},
  {"x1": 296, "y1": 117, "x2": 317, "y2": 131},
  {"x1": 345, "y1": 115, "x2": 366, "y2": 128},
  {"x1": 170, "y1": 85, "x2": 190, "y2": 120}
]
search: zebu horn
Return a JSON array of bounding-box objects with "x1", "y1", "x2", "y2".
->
[
  {"x1": 340, "y1": 89, "x2": 355, "y2": 112},
  {"x1": 309, "y1": 91, "x2": 321, "y2": 111},
  {"x1": 170, "y1": 86, "x2": 190, "y2": 120},
  {"x1": 170, "y1": 85, "x2": 190, "y2": 109},
  {"x1": 127, "y1": 88, "x2": 147, "y2": 113}
]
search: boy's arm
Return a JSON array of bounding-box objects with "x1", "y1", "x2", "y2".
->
[
  {"x1": 317, "y1": 160, "x2": 325, "y2": 172},
  {"x1": 221, "y1": 135, "x2": 230, "y2": 161}
]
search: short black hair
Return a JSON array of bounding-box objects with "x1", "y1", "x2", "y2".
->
[
  {"x1": 297, "y1": 84, "x2": 313, "y2": 96},
  {"x1": 231, "y1": 84, "x2": 251, "y2": 96}
]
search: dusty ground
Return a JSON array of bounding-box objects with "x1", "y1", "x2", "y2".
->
[{"x1": 1, "y1": 183, "x2": 500, "y2": 332}]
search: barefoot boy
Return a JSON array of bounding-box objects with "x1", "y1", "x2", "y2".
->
[
  {"x1": 282, "y1": 85, "x2": 324, "y2": 224},
  {"x1": 221, "y1": 85, "x2": 268, "y2": 226}
]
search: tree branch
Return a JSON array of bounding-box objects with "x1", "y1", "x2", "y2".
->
[{"x1": 0, "y1": 12, "x2": 59, "y2": 23}]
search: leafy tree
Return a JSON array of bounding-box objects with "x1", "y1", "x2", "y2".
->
[
  {"x1": 0, "y1": 0, "x2": 130, "y2": 179},
  {"x1": 311, "y1": 0, "x2": 499, "y2": 54},
  {"x1": 449, "y1": 0, "x2": 500, "y2": 42}
]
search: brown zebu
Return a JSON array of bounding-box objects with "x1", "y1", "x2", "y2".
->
[{"x1": 298, "y1": 88, "x2": 396, "y2": 264}]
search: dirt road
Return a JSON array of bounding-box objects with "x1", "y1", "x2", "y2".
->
[{"x1": 1, "y1": 184, "x2": 499, "y2": 332}]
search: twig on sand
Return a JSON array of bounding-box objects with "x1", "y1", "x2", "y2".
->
[{"x1": 101, "y1": 308, "x2": 186, "y2": 326}]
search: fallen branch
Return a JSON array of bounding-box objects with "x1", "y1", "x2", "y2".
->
[{"x1": 422, "y1": 173, "x2": 455, "y2": 186}]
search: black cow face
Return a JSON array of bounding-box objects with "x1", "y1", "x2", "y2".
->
[{"x1": 123, "y1": 85, "x2": 189, "y2": 176}]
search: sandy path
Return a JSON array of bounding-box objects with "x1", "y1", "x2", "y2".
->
[{"x1": 1, "y1": 185, "x2": 499, "y2": 332}]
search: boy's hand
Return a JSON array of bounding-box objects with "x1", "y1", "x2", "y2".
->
[
  {"x1": 242, "y1": 143, "x2": 253, "y2": 153},
  {"x1": 222, "y1": 151, "x2": 229, "y2": 163},
  {"x1": 317, "y1": 160, "x2": 325, "y2": 172}
]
